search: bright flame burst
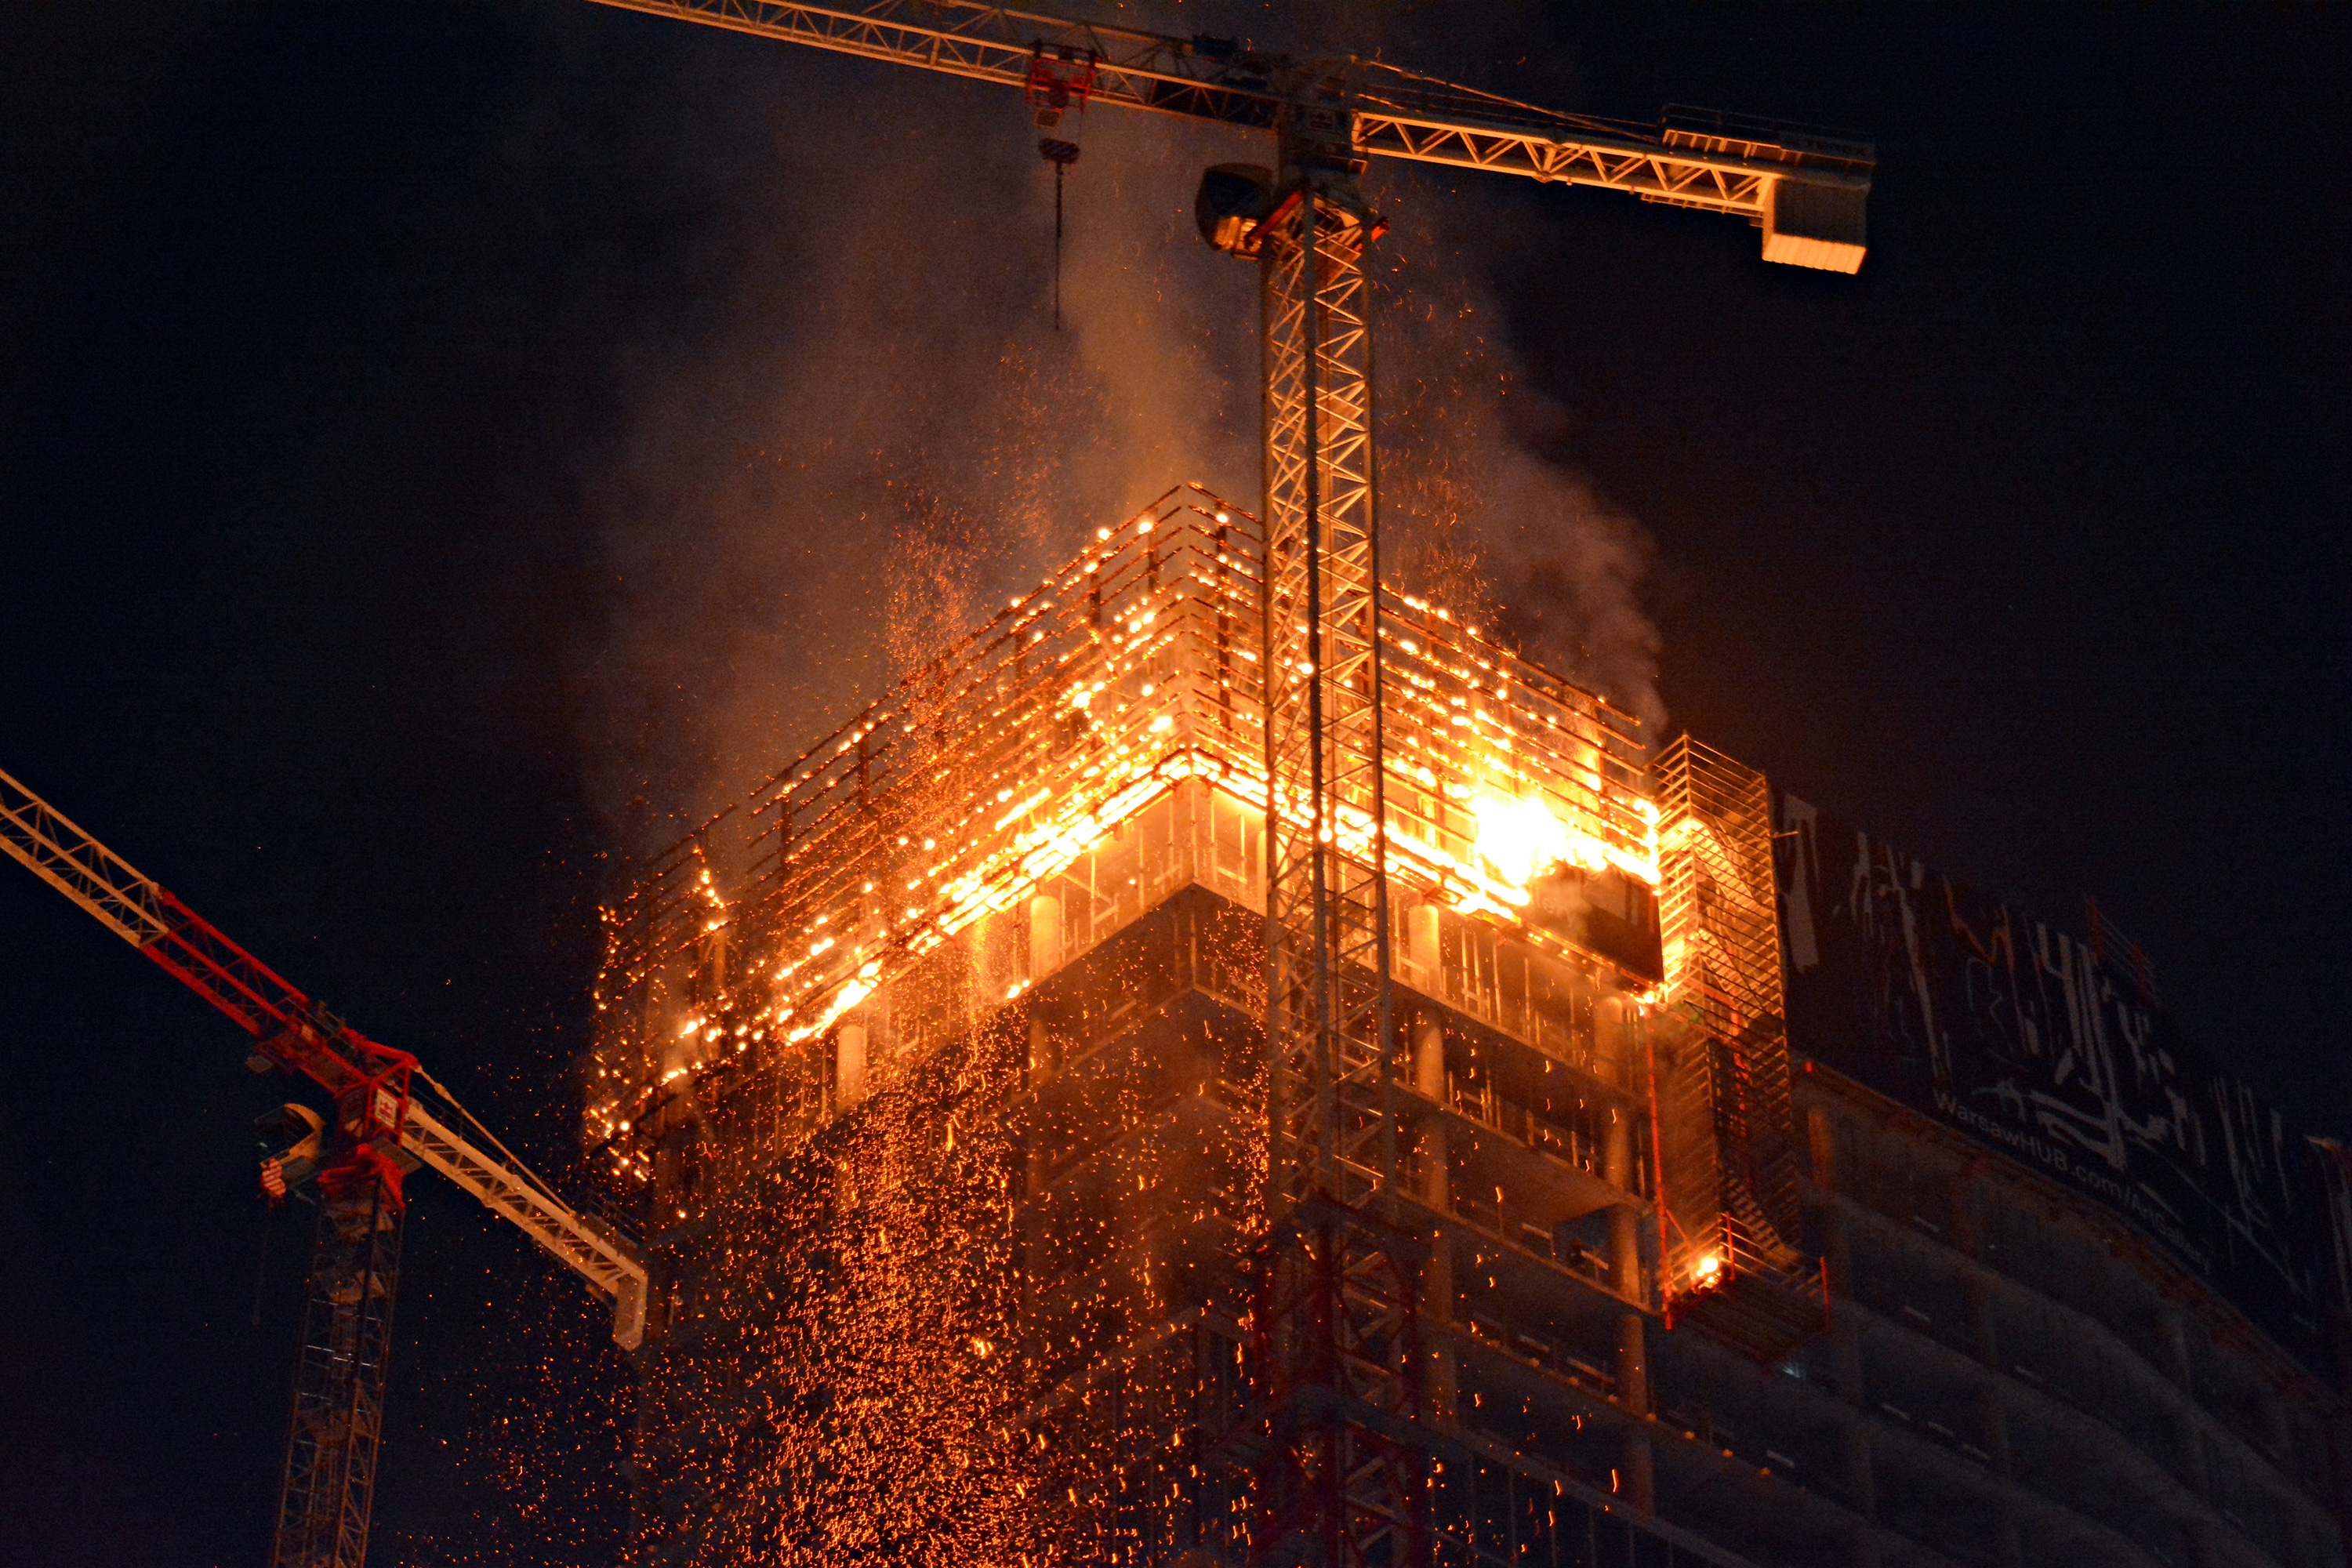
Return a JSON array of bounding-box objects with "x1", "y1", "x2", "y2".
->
[
  {"x1": 1472, "y1": 789, "x2": 1612, "y2": 897},
  {"x1": 1472, "y1": 790, "x2": 1573, "y2": 888},
  {"x1": 587, "y1": 494, "x2": 1675, "y2": 1559}
]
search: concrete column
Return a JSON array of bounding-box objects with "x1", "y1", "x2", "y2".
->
[
  {"x1": 1421, "y1": 1224, "x2": 1456, "y2": 1323},
  {"x1": 1993, "y1": 1502, "x2": 2023, "y2": 1568},
  {"x1": 2172, "y1": 1414, "x2": 2209, "y2": 1499},
  {"x1": 1413, "y1": 1014, "x2": 1446, "y2": 1102},
  {"x1": 1599, "y1": 995, "x2": 1640, "y2": 1093},
  {"x1": 2183, "y1": 1516, "x2": 2221, "y2": 1568},
  {"x1": 2155, "y1": 1305, "x2": 2195, "y2": 1388},
  {"x1": 1807, "y1": 1105, "x2": 1839, "y2": 1190},
  {"x1": 1610, "y1": 1312, "x2": 1654, "y2": 1510},
  {"x1": 1413, "y1": 1013, "x2": 1458, "y2": 1419},
  {"x1": 1607, "y1": 1206, "x2": 1644, "y2": 1301},
  {"x1": 1963, "y1": 1271, "x2": 2000, "y2": 1367},
  {"x1": 1947, "y1": 1166, "x2": 1984, "y2": 1255},
  {"x1": 1026, "y1": 1012, "x2": 1052, "y2": 1087},
  {"x1": 1616, "y1": 1312, "x2": 1650, "y2": 1416},
  {"x1": 1619, "y1": 1426, "x2": 1655, "y2": 1515},
  {"x1": 1029, "y1": 892, "x2": 1063, "y2": 982},
  {"x1": 1831, "y1": 1318, "x2": 1865, "y2": 1408},
  {"x1": 1407, "y1": 903, "x2": 1441, "y2": 989},
  {"x1": 835, "y1": 1021, "x2": 868, "y2": 1110},
  {"x1": 1839, "y1": 1419, "x2": 1876, "y2": 1519},
  {"x1": 1019, "y1": 1142, "x2": 1046, "y2": 1294},
  {"x1": 1415, "y1": 1013, "x2": 1459, "y2": 1427},
  {"x1": 1424, "y1": 1250, "x2": 1459, "y2": 1428},
  {"x1": 1604, "y1": 1106, "x2": 1634, "y2": 1189},
  {"x1": 1973, "y1": 1386, "x2": 2020, "y2": 1568},
  {"x1": 1420, "y1": 1125, "x2": 1451, "y2": 1208},
  {"x1": 2156, "y1": 1305, "x2": 2209, "y2": 1494},
  {"x1": 1414, "y1": 1017, "x2": 1450, "y2": 1214},
  {"x1": 1599, "y1": 1105, "x2": 1643, "y2": 1298},
  {"x1": 1973, "y1": 1381, "x2": 2013, "y2": 1477},
  {"x1": 2262, "y1": 1390, "x2": 2294, "y2": 1464}
]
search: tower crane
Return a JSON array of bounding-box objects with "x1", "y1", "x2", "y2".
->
[
  {"x1": 0, "y1": 765, "x2": 648, "y2": 1568},
  {"x1": 582, "y1": 3, "x2": 1872, "y2": 1564},
  {"x1": 8, "y1": 8, "x2": 1869, "y2": 1563}
]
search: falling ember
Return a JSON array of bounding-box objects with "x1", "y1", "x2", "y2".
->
[{"x1": 584, "y1": 486, "x2": 1792, "y2": 1564}]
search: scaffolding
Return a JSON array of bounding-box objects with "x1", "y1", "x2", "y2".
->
[
  {"x1": 1653, "y1": 738, "x2": 1819, "y2": 1359},
  {"x1": 590, "y1": 487, "x2": 1655, "y2": 1191},
  {"x1": 591, "y1": 490, "x2": 1827, "y2": 1566}
]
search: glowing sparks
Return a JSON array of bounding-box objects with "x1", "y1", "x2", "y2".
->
[
  {"x1": 577, "y1": 491, "x2": 1678, "y2": 1558},
  {"x1": 583, "y1": 493, "x2": 1655, "y2": 1149}
]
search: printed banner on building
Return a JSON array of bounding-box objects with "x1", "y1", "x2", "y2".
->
[{"x1": 1775, "y1": 794, "x2": 2345, "y2": 1379}]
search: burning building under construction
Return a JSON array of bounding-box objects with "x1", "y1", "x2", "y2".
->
[{"x1": 588, "y1": 486, "x2": 2350, "y2": 1568}]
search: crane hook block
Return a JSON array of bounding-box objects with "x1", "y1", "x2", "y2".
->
[
  {"x1": 1026, "y1": 43, "x2": 1098, "y2": 131},
  {"x1": 1196, "y1": 163, "x2": 1275, "y2": 256},
  {"x1": 1039, "y1": 138, "x2": 1080, "y2": 167}
]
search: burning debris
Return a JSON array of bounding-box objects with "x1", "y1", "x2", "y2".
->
[{"x1": 580, "y1": 488, "x2": 1805, "y2": 1563}]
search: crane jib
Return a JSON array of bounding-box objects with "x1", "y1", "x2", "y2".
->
[
  {"x1": 582, "y1": 0, "x2": 1868, "y2": 270},
  {"x1": 0, "y1": 761, "x2": 648, "y2": 1340}
]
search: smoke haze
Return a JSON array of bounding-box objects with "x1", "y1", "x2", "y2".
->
[
  {"x1": 1372, "y1": 198, "x2": 1667, "y2": 734},
  {"x1": 578, "y1": 7, "x2": 1668, "y2": 856}
]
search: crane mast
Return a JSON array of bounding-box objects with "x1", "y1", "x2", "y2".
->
[
  {"x1": 0, "y1": 765, "x2": 647, "y2": 1568},
  {"x1": 1242, "y1": 96, "x2": 1419, "y2": 1564}
]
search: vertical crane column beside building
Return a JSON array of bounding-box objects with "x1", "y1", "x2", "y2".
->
[
  {"x1": 278, "y1": 1108, "x2": 408, "y2": 1568},
  {"x1": 1200, "y1": 69, "x2": 1425, "y2": 1566},
  {"x1": 0, "y1": 766, "x2": 648, "y2": 1568}
]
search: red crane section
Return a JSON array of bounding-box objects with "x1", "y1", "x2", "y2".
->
[
  {"x1": 2, "y1": 769, "x2": 412, "y2": 1143},
  {"x1": 154, "y1": 889, "x2": 419, "y2": 1178},
  {"x1": 2, "y1": 764, "x2": 646, "y2": 1568}
]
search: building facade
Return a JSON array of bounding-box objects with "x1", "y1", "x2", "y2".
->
[{"x1": 590, "y1": 491, "x2": 2347, "y2": 1567}]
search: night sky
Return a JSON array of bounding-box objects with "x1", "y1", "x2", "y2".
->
[{"x1": 2, "y1": 3, "x2": 2344, "y2": 1563}]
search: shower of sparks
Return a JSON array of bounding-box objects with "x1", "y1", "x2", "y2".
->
[{"x1": 586, "y1": 484, "x2": 1663, "y2": 1563}]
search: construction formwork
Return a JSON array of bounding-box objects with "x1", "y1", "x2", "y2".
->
[{"x1": 589, "y1": 489, "x2": 1824, "y2": 1566}]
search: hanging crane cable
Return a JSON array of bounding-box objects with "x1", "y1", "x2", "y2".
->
[
  {"x1": 1025, "y1": 43, "x2": 1095, "y2": 332},
  {"x1": 1040, "y1": 136, "x2": 1079, "y2": 329}
]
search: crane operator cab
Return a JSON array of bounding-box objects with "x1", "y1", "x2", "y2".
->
[
  {"x1": 254, "y1": 1102, "x2": 326, "y2": 1202},
  {"x1": 1195, "y1": 163, "x2": 1275, "y2": 256},
  {"x1": 1196, "y1": 161, "x2": 1383, "y2": 258}
]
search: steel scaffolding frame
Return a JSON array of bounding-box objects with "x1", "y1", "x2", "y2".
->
[
  {"x1": 1653, "y1": 738, "x2": 1815, "y2": 1357},
  {"x1": 589, "y1": 496, "x2": 1649, "y2": 1181}
]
